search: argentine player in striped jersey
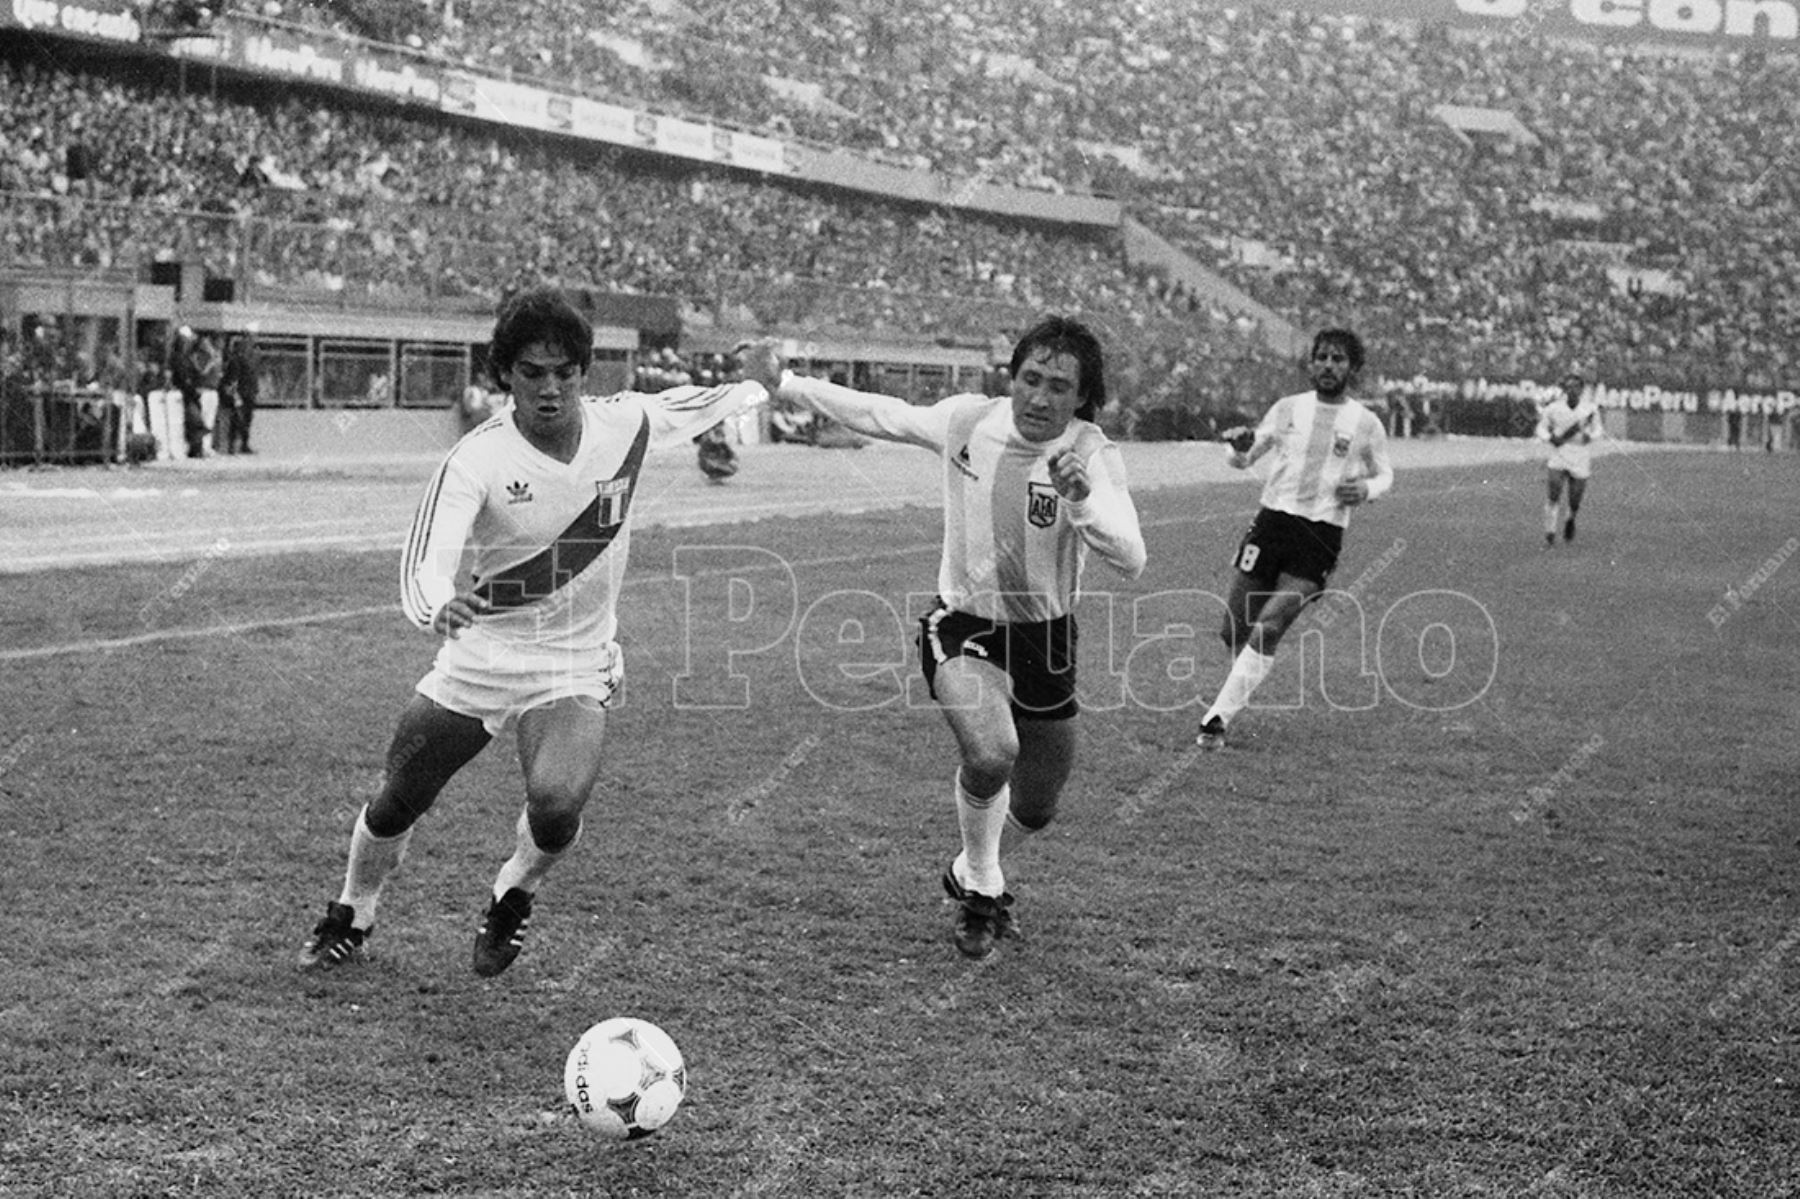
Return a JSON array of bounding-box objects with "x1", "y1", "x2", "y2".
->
[
  {"x1": 299, "y1": 287, "x2": 780, "y2": 977},
  {"x1": 774, "y1": 316, "x2": 1146, "y2": 959},
  {"x1": 1197, "y1": 328, "x2": 1393, "y2": 751},
  {"x1": 1536, "y1": 369, "x2": 1601, "y2": 547}
]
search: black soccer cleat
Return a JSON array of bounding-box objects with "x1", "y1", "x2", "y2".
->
[
  {"x1": 952, "y1": 891, "x2": 1014, "y2": 960},
  {"x1": 942, "y1": 865, "x2": 1017, "y2": 958},
  {"x1": 1564, "y1": 517, "x2": 1576, "y2": 542},
  {"x1": 472, "y1": 887, "x2": 534, "y2": 978},
  {"x1": 298, "y1": 901, "x2": 368, "y2": 971},
  {"x1": 1196, "y1": 715, "x2": 1228, "y2": 751}
]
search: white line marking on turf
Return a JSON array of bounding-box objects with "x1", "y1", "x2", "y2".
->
[
  {"x1": 0, "y1": 606, "x2": 398, "y2": 662},
  {"x1": 3, "y1": 532, "x2": 404, "y2": 571},
  {"x1": 7, "y1": 487, "x2": 1460, "y2": 661},
  {"x1": 0, "y1": 544, "x2": 938, "y2": 661}
]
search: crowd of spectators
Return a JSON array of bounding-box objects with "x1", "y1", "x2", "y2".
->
[
  {"x1": 249, "y1": 0, "x2": 1796, "y2": 390},
  {"x1": 4, "y1": 0, "x2": 1797, "y2": 424},
  {"x1": 0, "y1": 54, "x2": 1160, "y2": 319},
  {"x1": 0, "y1": 47, "x2": 1272, "y2": 422}
]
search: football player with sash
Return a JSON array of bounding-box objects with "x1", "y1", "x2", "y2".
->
[
  {"x1": 1537, "y1": 369, "x2": 1601, "y2": 547},
  {"x1": 1198, "y1": 328, "x2": 1393, "y2": 751},
  {"x1": 772, "y1": 316, "x2": 1147, "y2": 959},
  {"x1": 300, "y1": 287, "x2": 780, "y2": 976}
]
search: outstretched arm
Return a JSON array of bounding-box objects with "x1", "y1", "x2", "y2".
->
[
  {"x1": 642, "y1": 379, "x2": 770, "y2": 450},
  {"x1": 776, "y1": 372, "x2": 949, "y2": 452},
  {"x1": 636, "y1": 336, "x2": 783, "y2": 450}
]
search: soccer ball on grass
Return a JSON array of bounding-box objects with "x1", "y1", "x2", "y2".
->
[{"x1": 563, "y1": 1017, "x2": 687, "y2": 1140}]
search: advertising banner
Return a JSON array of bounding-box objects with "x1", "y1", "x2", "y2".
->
[
  {"x1": 1382, "y1": 374, "x2": 1799, "y2": 414},
  {"x1": 169, "y1": 22, "x2": 443, "y2": 111},
  {"x1": 440, "y1": 72, "x2": 559, "y2": 130},
  {"x1": 1257, "y1": 0, "x2": 1797, "y2": 47},
  {"x1": 4, "y1": 0, "x2": 141, "y2": 42}
]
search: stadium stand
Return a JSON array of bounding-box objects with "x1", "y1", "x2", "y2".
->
[
  {"x1": 394, "y1": 0, "x2": 1798, "y2": 388},
  {"x1": 2, "y1": 0, "x2": 1797, "y2": 463}
]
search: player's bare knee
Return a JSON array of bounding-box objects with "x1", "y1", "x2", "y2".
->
[
  {"x1": 367, "y1": 788, "x2": 432, "y2": 836},
  {"x1": 524, "y1": 797, "x2": 583, "y2": 851},
  {"x1": 959, "y1": 749, "x2": 1016, "y2": 798}
]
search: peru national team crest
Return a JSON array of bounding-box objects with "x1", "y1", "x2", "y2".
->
[
  {"x1": 595, "y1": 477, "x2": 632, "y2": 528},
  {"x1": 1332, "y1": 433, "x2": 1353, "y2": 457},
  {"x1": 1027, "y1": 480, "x2": 1059, "y2": 528}
]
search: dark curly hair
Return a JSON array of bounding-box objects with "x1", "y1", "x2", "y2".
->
[
  {"x1": 488, "y1": 286, "x2": 594, "y2": 391},
  {"x1": 1309, "y1": 327, "x2": 1366, "y2": 374}
]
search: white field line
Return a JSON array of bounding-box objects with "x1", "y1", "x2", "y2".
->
[
  {"x1": 0, "y1": 499, "x2": 927, "y2": 572},
  {"x1": 5, "y1": 488, "x2": 1462, "y2": 661},
  {"x1": 3, "y1": 531, "x2": 405, "y2": 571},
  {"x1": 0, "y1": 544, "x2": 931, "y2": 662}
]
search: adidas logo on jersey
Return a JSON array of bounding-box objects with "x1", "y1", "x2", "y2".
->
[{"x1": 506, "y1": 480, "x2": 533, "y2": 504}]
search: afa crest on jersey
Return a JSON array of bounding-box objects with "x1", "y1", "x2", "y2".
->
[
  {"x1": 595, "y1": 477, "x2": 631, "y2": 528},
  {"x1": 1028, "y1": 481, "x2": 1059, "y2": 528}
]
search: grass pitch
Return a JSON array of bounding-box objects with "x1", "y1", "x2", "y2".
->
[{"x1": 2, "y1": 447, "x2": 1796, "y2": 1197}]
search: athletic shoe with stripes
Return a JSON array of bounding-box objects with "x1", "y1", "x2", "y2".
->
[
  {"x1": 298, "y1": 901, "x2": 368, "y2": 971},
  {"x1": 472, "y1": 887, "x2": 534, "y2": 978}
]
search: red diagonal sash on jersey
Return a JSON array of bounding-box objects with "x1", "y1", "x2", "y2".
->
[{"x1": 474, "y1": 414, "x2": 651, "y2": 611}]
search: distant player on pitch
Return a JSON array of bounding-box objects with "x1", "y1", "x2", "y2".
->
[
  {"x1": 1536, "y1": 369, "x2": 1601, "y2": 548},
  {"x1": 298, "y1": 286, "x2": 780, "y2": 977},
  {"x1": 772, "y1": 316, "x2": 1146, "y2": 959},
  {"x1": 1197, "y1": 328, "x2": 1393, "y2": 751}
]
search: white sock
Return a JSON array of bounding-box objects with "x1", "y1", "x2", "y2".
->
[
  {"x1": 958, "y1": 811, "x2": 1038, "y2": 883},
  {"x1": 1204, "y1": 647, "x2": 1276, "y2": 727},
  {"x1": 1545, "y1": 500, "x2": 1561, "y2": 537},
  {"x1": 953, "y1": 775, "x2": 1010, "y2": 897},
  {"x1": 492, "y1": 806, "x2": 581, "y2": 901},
  {"x1": 338, "y1": 807, "x2": 413, "y2": 932}
]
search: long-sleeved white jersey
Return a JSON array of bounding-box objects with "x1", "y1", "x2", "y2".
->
[
  {"x1": 1246, "y1": 391, "x2": 1394, "y2": 528},
  {"x1": 780, "y1": 376, "x2": 1146, "y2": 624},
  {"x1": 401, "y1": 381, "x2": 765, "y2": 656},
  {"x1": 1536, "y1": 397, "x2": 1601, "y2": 478}
]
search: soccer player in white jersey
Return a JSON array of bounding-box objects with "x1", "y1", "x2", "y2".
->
[
  {"x1": 1197, "y1": 328, "x2": 1393, "y2": 751},
  {"x1": 299, "y1": 286, "x2": 780, "y2": 976},
  {"x1": 773, "y1": 316, "x2": 1147, "y2": 959},
  {"x1": 1536, "y1": 369, "x2": 1601, "y2": 547}
]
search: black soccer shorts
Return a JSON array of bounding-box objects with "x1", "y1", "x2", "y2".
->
[
  {"x1": 1232, "y1": 507, "x2": 1344, "y2": 589},
  {"x1": 917, "y1": 600, "x2": 1078, "y2": 721}
]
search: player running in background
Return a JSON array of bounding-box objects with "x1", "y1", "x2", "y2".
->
[
  {"x1": 1198, "y1": 328, "x2": 1393, "y2": 751},
  {"x1": 298, "y1": 286, "x2": 780, "y2": 977},
  {"x1": 773, "y1": 317, "x2": 1146, "y2": 959},
  {"x1": 1537, "y1": 369, "x2": 1601, "y2": 547}
]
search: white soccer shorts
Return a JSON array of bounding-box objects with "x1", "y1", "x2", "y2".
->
[{"x1": 416, "y1": 630, "x2": 624, "y2": 736}]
